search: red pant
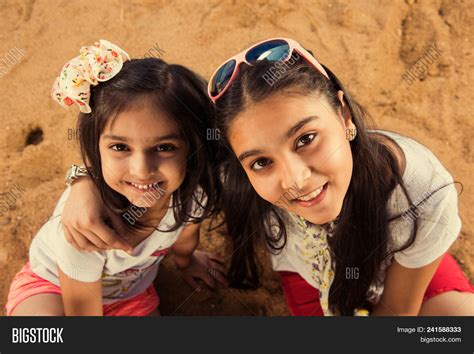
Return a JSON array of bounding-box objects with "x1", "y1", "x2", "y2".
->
[
  {"x1": 279, "y1": 253, "x2": 474, "y2": 316},
  {"x1": 6, "y1": 262, "x2": 159, "y2": 316}
]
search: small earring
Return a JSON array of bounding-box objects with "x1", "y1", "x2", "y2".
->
[{"x1": 345, "y1": 127, "x2": 357, "y2": 141}]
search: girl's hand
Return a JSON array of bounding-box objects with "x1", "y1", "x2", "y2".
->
[
  {"x1": 177, "y1": 250, "x2": 228, "y2": 291},
  {"x1": 61, "y1": 177, "x2": 132, "y2": 253}
]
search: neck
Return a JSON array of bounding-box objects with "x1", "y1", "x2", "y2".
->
[
  {"x1": 136, "y1": 195, "x2": 171, "y2": 227},
  {"x1": 123, "y1": 196, "x2": 172, "y2": 246}
]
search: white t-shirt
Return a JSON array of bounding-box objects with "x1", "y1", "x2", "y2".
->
[
  {"x1": 271, "y1": 130, "x2": 461, "y2": 310},
  {"x1": 29, "y1": 187, "x2": 205, "y2": 304}
]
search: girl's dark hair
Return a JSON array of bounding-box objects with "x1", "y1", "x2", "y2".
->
[
  {"x1": 78, "y1": 58, "x2": 219, "y2": 232},
  {"x1": 214, "y1": 53, "x2": 448, "y2": 315}
]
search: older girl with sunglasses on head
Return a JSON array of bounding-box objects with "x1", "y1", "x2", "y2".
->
[{"x1": 210, "y1": 38, "x2": 473, "y2": 316}]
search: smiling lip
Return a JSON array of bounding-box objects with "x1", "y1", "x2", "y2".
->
[
  {"x1": 124, "y1": 181, "x2": 164, "y2": 193},
  {"x1": 292, "y1": 182, "x2": 328, "y2": 207}
]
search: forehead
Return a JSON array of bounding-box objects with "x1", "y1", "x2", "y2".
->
[
  {"x1": 228, "y1": 92, "x2": 335, "y2": 146},
  {"x1": 103, "y1": 99, "x2": 180, "y2": 137}
]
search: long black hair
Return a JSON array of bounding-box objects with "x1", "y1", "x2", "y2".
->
[
  {"x1": 213, "y1": 53, "x2": 445, "y2": 315},
  {"x1": 78, "y1": 58, "x2": 220, "y2": 232}
]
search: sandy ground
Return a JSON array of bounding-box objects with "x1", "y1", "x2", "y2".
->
[{"x1": 0, "y1": 0, "x2": 472, "y2": 315}]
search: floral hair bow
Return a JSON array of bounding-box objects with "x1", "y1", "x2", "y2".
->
[{"x1": 51, "y1": 39, "x2": 130, "y2": 114}]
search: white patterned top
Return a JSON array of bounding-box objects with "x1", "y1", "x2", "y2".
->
[{"x1": 270, "y1": 130, "x2": 461, "y2": 315}]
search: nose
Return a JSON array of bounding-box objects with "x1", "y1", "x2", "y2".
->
[
  {"x1": 280, "y1": 155, "x2": 311, "y2": 191},
  {"x1": 129, "y1": 152, "x2": 157, "y2": 180}
]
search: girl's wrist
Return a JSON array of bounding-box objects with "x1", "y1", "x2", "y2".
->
[{"x1": 65, "y1": 165, "x2": 90, "y2": 186}]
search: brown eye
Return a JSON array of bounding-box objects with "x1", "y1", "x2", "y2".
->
[
  {"x1": 251, "y1": 158, "x2": 272, "y2": 171},
  {"x1": 156, "y1": 144, "x2": 176, "y2": 152},
  {"x1": 296, "y1": 133, "x2": 316, "y2": 149},
  {"x1": 111, "y1": 144, "x2": 128, "y2": 151}
]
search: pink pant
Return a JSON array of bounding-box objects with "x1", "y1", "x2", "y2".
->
[
  {"x1": 279, "y1": 253, "x2": 474, "y2": 316},
  {"x1": 5, "y1": 262, "x2": 159, "y2": 316}
]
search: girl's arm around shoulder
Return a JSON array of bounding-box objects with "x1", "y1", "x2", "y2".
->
[
  {"x1": 371, "y1": 254, "x2": 444, "y2": 316},
  {"x1": 58, "y1": 266, "x2": 103, "y2": 316}
]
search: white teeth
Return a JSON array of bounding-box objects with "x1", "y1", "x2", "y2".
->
[
  {"x1": 130, "y1": 182, "x2": 159, "y2": 190},
  {"x1": 297, "y1": 185, "x2": 325, "y2": 202}
]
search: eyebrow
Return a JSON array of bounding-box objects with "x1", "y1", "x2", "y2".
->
[
  {"x1": 102, "y1": 133, "x2": 181, "y2": 143},
  {"x1": 284, "y1": 116, "x2": 319, "y2": 140},
  {"x1": 238, "y1": 116, "x2": 319, "y2": 162}
]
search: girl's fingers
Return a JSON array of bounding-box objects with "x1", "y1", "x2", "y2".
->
[
  {"x1": 206, "y1": 259, "x2": 228, "y2": 286},
  {"x1": 105, "y1": 207, "x2": 128, "y2": 239},
  {"x1": 63, "y1": 224, "x2": 82, "y2": 251},
  {"x1": 202, "y1": 272, "x2": 217, "y2": 289},
  {"x1": 209, "y1": 268, "x2": 228, "y2": 286},
  {"x1": 185, "y1": 276, "x2": 202, "y2": 292},
  {"x1": 74, "y1": 226, "x2": 110, "y2": 250},
  {"x1": 64, "y1": 224, "x2": 99, "y2": 252},
  {"x1": 91, "y1": 220, "x2": 133, "y2": 253},
  {"x1": 208, "y1": 253, "x2": 226, "y2": 265},
  {"x1": 209, "y1": 259, "x2": 227, "y2": 275}
]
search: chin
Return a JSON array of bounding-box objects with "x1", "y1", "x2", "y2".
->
[
  {"x1": 305, "y1": 207, "x2": 341, "y2": 225},
  {"x1": 131, "y1": 192, "x2": 165, "y2": 208},
  {"x1": 128, "y1": 190, "x2": 167, "y2": 208},
  {"x1": 132, "y1": 199, "x2": 157, "y2": 208}
]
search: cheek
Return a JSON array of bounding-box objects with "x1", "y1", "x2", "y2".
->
[
  {"x1": 161, "y1": 156, "x2": 187, "y2": 184},
  {"x1": 322, "y1": 141, "x2": 353, "y2": 194},
  {"x1": 247, "y1": 173, "x2": 280, "y2": 204},
  {"x1": 316, "y1": 133, "x2": 353, "y2": 176},
  {"x1": 98, "y1": 147, "x2": 119, "y2": 184}
]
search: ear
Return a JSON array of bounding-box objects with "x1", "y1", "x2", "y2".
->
[{"x1": 337, "y1": 90, "x2": 355, "y2": 130}]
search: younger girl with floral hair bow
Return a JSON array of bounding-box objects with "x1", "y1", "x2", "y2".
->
[{"x1": 6, "y1": 39, "x2": 226, "y2": 316}]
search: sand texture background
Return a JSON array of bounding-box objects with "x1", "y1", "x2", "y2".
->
[{"x1": 0, "y1": 0, "x2": 472, "y2": 315}]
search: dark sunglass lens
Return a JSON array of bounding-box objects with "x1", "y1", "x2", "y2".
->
[
  {"x1": 245, "y1": 40, "x2": 290, "y2": 64},
  {"x1": 210, "y1": 59, "x2": 236, "y2": 97}
]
